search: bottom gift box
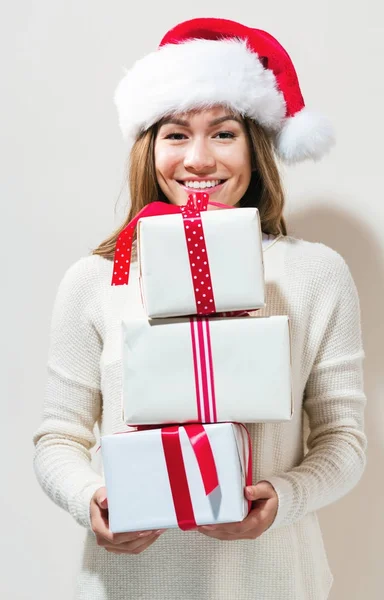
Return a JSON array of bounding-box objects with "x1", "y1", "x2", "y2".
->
[{"x1": 101, "y1": 423, "x2": 252, "y2": 533}]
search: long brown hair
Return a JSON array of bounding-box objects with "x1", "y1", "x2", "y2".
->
[{"x1": 92, "y1": 118, "x2": 287, "y2": 261}]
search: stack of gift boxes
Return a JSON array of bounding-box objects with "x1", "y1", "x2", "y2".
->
[{"x1": 101, "y1": 192, "x2": 293, "y2": 533}]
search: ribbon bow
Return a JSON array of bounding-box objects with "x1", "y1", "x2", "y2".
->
[
  {"x1": 180, "y1": 191, "x2": 210, "y2": 214},
  {"x1": 161, "y1": 424, "x2": 219, "y2": 530},
  {"x1": 155, "y1": 423, "x2": 253, "y2": 530}
]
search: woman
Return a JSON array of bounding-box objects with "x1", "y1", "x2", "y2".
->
[{"x1": 33, "y1": 17, "x2": 367, "y2": 600}]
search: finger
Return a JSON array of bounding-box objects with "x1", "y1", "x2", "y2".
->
[
  {"x1": 218, "y1": 506, "x2": 266, "y2": 537},
  {"x1": 94, "y1": 487, "x2": 109, "y2": 510},
  {"x1": 259, "y1": 499, "x2": 278, "y2": 533},
  {"x1": 246, "y1": 495, "x2": 278, "y2": 529},
  {"x1": 199, "y1": 522, "x2": 247, "y2": 536},
  {"x1": 110, "y1": 529, "x2": 162, "y2": 545},
  {"x1": 90, "y1": 491, "x2": 163, "y2": 545},
  {"x1": 241, "y1": 501, "x2": 278, "y2": 537},
  {"x1": 97, "y1": 529, "x2": 159, "y2": 547},
  {"x1": 198, "y1": 501, "x2": 276, "y2": 541},
  {"x1": 245, "y1": 481, "x2": 275, "y2": 502},
  {"x1": 200, "y1": 521, "x2": 267, "y2": 541},
  {"x1": 198, "y1": 515, "x2": 261, "y2": 536},
  {"x1": 201, "y1": 508, "x2": 266, "y2": 535},
  {"x1": 112, "y1": 531, "x2": 163, "y2": 552},
  {"x1": 98, "y1": 497, "x2": 108, "y2": 510},
  {"x1": 241, "y1": 506, "x2": 267, "y2": 532},
  {"x1": 92, "y1": 508, "x2": 159, "y2": 546},
  {"x1": 199, "y1": 529, "x2": 251, "y2": 541},
  {"x1": 104, "y1": 532, "x2": 163, "y2": 554},
  {"x1": 90, "y1": 500, "x2": 112, "y2": 539}
]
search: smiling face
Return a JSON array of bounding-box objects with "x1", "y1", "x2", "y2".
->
[{"x1": 154, "y1": 106, "x2": 252, "y2": 208}]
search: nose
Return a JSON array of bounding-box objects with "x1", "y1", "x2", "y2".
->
[{"x1": 183, "y1": 138, "x2": 216, "y2": 172}]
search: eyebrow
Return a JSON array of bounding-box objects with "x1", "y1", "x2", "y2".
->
[{"x1": 159, "y1": 115, "x2": 242, "y2": 127}]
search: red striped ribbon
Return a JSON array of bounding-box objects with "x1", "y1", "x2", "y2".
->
[{"x1": 190, "y1": 317, "x2": 218, "y2": 423}]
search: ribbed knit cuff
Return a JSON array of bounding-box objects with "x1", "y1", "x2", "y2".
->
[
  {"x1": 263, "y1": 475, "x2": 296, "y2": 530},
  {"x1": 69, "y1": 478, "x2": 105, "y2": 529}
]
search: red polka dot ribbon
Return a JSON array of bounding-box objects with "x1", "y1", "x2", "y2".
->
[{"x1": 180, "y1": 193, "x2": 216, "y2": 315}]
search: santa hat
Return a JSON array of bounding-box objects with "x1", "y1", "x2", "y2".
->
[{"x1": 114, "y1": 18, "x2": 334, "y2": 164}]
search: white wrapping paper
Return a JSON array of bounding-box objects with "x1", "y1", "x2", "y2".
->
[{"x1": 122, "y1": 315, "x2": 293, "y2": 425}]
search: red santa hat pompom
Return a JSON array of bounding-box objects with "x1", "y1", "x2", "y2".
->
[{"x1": 114, "y1": 17, "x2": 334, "y2": 164}]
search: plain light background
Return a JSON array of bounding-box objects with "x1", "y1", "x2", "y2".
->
[{"x1": 3, "y1": 1, "x2": 383, "y2": 599}]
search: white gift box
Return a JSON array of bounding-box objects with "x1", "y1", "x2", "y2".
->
[
  {"x1": 101, "y1": 423, "x2": 250, "y2": 533},
  {"x1": 137, "y1": 207, "x2": 265, "y2": 318},
  {"x1": 122, "y1": 315, "x2": 293, "y2": 425}
]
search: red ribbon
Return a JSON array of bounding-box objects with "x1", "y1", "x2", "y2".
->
[
  {"x1": 190, "y1": 317, "x2": 218, "y2": 423},
  {"x1": 237, "y1": 423, "x2": 254, "y2": 513},
  {"x1": 161, "y1": 424, "x2": 219, "y2": 530},
  {"x1": 161, "y1": 423, "x2": 253, "y2": 529},
  {"x1": 111, "y1": 202, "x2": 180, "y2": 287},
  {"x1": 179, "y1": 193, "x2": 216, "y2": 314},
  {"x1": 111, "y1": 192, "x2": 233, "y2": 316}
]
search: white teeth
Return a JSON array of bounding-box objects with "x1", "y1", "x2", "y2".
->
[{"x1": 183, "y1": 179, "x2": 221, "y2": 189}]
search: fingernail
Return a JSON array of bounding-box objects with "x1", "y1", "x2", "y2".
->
[
  {"x1": 139, "y1": 530, "x2": 154, "y2": 537},
  {"x1": 155, "y1": 529, "x2": 165, "y2": 535}
]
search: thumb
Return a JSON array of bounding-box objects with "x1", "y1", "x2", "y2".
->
[
  {"x1": 245, "y1": 481, "x2": 275, "y2": 501},
  {"x1": 95, "y1": 487, "x2": 108, "y2": 509}
]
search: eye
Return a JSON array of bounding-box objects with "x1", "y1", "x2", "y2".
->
[
  {"x1": 164, "y1": 133, "x2": 187, "y2": 140},
  {"x1": 215, "y1": 131, "x2": 236, "y2": 139}
]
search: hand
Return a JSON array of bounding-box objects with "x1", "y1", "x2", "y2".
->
[
  {"x1": 198, "y1": 481, "x2": 278, "y2": 541},
  {"x1": 90, "y1": 487, "x2": 165, "y2": 554}
]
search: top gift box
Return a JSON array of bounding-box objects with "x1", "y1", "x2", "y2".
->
[{"x1": 112, "y1": 193, "x2": 265, "y2": 318}]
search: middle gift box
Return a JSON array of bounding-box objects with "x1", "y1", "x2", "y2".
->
[{"x1": 122, "y1": 314, "x2": 293, "y2": 426}]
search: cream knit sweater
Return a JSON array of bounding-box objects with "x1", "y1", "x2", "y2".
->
[{"x1": 33, "y1": 235, "x2": 367, "y2": 600}]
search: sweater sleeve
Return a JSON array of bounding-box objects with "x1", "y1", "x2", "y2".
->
[
  {"x1": 266, "y1": 252, "x2": 367, "y2": 530},
  {"x1": 33, "y1": 257, "x2": 105, "y2": 529}
]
